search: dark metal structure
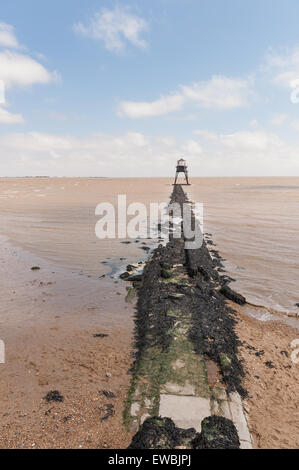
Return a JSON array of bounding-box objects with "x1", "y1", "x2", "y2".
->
[{"x1": 174, "y1": 158, "x2": 190, "y2": 185}]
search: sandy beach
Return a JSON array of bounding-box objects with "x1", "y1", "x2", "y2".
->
[
  {"x1": 0, "y1": 236, "x2": 134, "y2": 448},
  {"x1": 235, "y1": 306, "x2": 299, "y2": 449},
  {"x1": 0, "y1": 177, "x2": 298, "y2": 449},
  {"x1": 2, "y1": 0, "x2": 299, "y2": 451}
]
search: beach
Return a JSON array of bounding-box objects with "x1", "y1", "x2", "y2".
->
[
  {"x1": 0, "y1": 237, "x2": 134, "y2": 448},
  {"x1": 236, "y1": 307, "x2": 299, "y2": 449},
  {"x1": 0, "y1": 177, "x2": 298, "y2": 449}
]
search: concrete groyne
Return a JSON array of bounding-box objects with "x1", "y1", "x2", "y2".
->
[{"x1": 123, "y1": 185, "x2": 252, "y2": 449}]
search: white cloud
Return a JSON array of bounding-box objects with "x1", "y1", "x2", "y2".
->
[
  {"x1": 195, "y1": 129, "x2": 279, "y2": 151},
  {"x1": 0, "y1": 107, "x2": 24, "y2": 124},
  {"x1": 193, "y1": 129, "x2": 217, "y2": 140},
  {"x1": 118, "y1": 76, "x2": 251, "y2": 118},
  {"x1": 49, "y1": 112, "x2": 67, "y2": 121},
  {"x1": 0, "y1": 50, "x2": 57, "y2": 89},
  {"x1": 74, "y1": 6, "x2": 149, "y2": 53},
  {"x1": 0, "y1": 79, "x2": 4, "y2": 103},
  {"x1": 182, "y1": 140, "x2": 203, "y2": 155},
  {"x1": 181, "y1": 77, "x2": 250, "y2": 109},
  {"x1": 0, "y1": 22, "x2": 20, "y2": 49},
  {"x1": 219, "y1": 130, "x2": 282, "y2": 151},
  {"x1": 119, "y1": 93, "x2": 184, "y2": 118},
  {"x1": 0, "y1": 128, "x2": 298, "y2": 177},
  {"x1": 291, "y1": 120, "x2": 299, "y2": 132},
  {"x1": 265, "y1": 47, "x2": 299, "y2": 88},
  {"x1": 191, "y1": 128, "x2": 299, "y2": 175},
  {"x1": 249, "y1": 119, "x2": 259, "y2": 128},
  {"x1": 0, "y1": 131, "x2": 205, "y2": 176},
  {"x1": 270, "y1": 113, "x2": 288, "y2": 126}
]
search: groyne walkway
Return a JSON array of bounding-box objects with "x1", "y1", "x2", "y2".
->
[{"x1": 124, "y1": 185, "x2": 252, "y2": 449}]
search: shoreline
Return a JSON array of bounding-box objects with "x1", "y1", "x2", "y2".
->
[
  {"x1": 0, "y1": 235, "x2": 134, "y2": 449},
  {"x1": 0, "y1": 185, "x2": 298, "y2": 448}
]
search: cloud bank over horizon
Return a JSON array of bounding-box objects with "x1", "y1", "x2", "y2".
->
[{"x1": 0, "y1": 128, "x2": 298, "y2": 177}]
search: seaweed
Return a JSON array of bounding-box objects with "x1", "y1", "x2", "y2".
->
[
  {"x1": 126, "y1": 184, "x2": 247, "y2": 446},
  {"x1": 128, "y1": 417, "x2": 197, "y2": 449},
  {"x1": 43, "y1": 390, "x2": 64, "y2": 403},
  {"x1": 194, "y1": 416, "x2": 240, "y2": 449}
]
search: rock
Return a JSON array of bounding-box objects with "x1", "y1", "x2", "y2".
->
[
  {"x1": 295, "y1": 303, "x2": 299, "y2": 308},
  {"x1": 280, "y1": 350, "x2": 289, "y2": 358},
  {"x1": 265, "y1": 361, "x2": 275, "y2": 369},
  {"x1": 93, "y1": 334, "x2": 108, "y2": 338},
  {"x1": 120, "y1": 272, "x2": 130, "y2": 280},
  {"x1": 220, "y1": 285, "x2": 246, "y2": 305},
  {"x1": 139, "y1": 246, "x2": 150, "y2": 252},
  {"x1": 255, "y1": 350, "x2": 264, "y2": 357},
  {"x1": 31, "y1": 266, "x2": 40, "y2": 271},
  {"x1": 99, "y1": 404, "x2": 114, "y2": 421},
  {"x1": 100, "y1": 390, "x2": 116, "y2": 399},
  {"x1": 168, "y1": 293, "x2": 184, "y2": 300},
  {"x1": 126, "y1": 265, "x2": 135, "y2": 272},
  {"x1": 127, "y1": 274, "x2": 143, "y2": 282}
]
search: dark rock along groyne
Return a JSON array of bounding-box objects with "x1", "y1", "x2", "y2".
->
[{"x1": 124, "y1": 185, "x2": 250, "y2": 449}]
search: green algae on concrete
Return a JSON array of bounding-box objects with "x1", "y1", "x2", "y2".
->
[{"x1": 124, "y1": 302, "x2": 212, "y2": 430}]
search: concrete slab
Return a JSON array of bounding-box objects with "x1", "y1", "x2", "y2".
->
[
  {"x1": 240, "y1": 440, "x2": 253, "y2": 450},
  {"x1": 172, "y1": 359, "x2": 185, "y2": 370},
  {"x1": 229, "y1": 392, "x2": 243, "y2": 406},
  {"x1": 214, "y1": 388, "x2": 228, "y2": 401},
  {"x1": 211, "y1": 399, "x2": 231, "y2": 419},
  {"x1": 144, "y1": 398, "x2": 152, "y2": 408},
  {"x1": 159, "y1": 394, "x2": 211, "y2": 431},
  {"x1": 140, "y1": 414, "x2": 151, "y2": 425},
  {"x1": 130, "y1": 402, "x2": 140, "y2": 417},
  {"x1": 161, "y1": 382, "x2": 196, "y2": 396},
  {"x1": 229, "y1": 400, "x2": 252, "y2": 444}
]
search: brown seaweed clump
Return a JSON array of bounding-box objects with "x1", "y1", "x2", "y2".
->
[
  {"x1": 128, "y1": 416, "x2": 240, "y2": 449},
  {"x1": 128, "y1": 417, "x2": 197, "y2": 449},
  {"x1": 194, "y1": 416, "x2": 240, "y2": 449}
]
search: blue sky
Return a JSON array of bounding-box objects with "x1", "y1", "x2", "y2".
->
[{"x1": 1, "y1": 0, "x2": 299, "y2": 176}]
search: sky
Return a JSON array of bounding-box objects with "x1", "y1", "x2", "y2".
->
[{"x1": 1, "y1": 0, "x2": 299, "y2": 177}]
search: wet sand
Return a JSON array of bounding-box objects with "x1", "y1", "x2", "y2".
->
[{"x1": 0, "y1": 237, "x2": 134, "y2": 449}]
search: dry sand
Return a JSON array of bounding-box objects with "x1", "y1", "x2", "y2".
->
[
  {"x1": 0, "y1": 326, "x2": 133, "y2": 449},
  {"x1": 235, "y1": 306, "x2": 299, "y2": 449}
]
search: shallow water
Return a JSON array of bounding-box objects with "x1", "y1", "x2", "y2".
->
[
  {"x1": 189, "y1": 177, "x2": 299, "y2": 316},
  {"x1": 0, "y1": 177, "x2": 298, "y2": 319}
]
